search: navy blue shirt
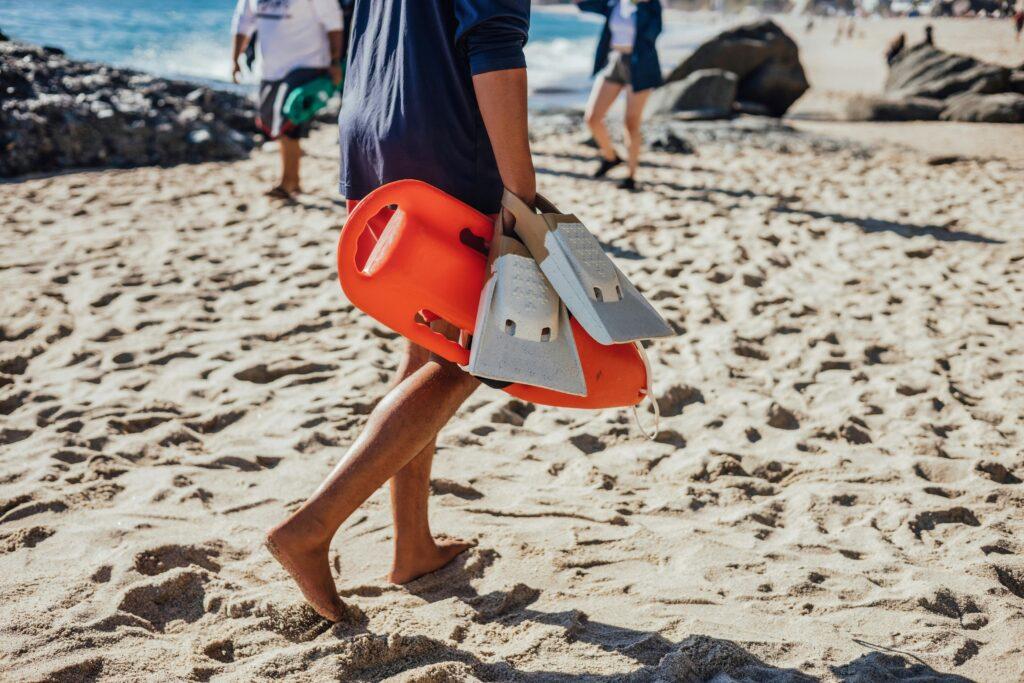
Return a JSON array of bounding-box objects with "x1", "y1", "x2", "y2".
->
[{"x1": 339, "y1": 0, "x2": 530, "y2": 214}]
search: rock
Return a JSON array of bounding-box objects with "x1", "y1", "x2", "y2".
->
[
  {"x1": 941, "y1": 92, "x2": 1024, "y2": 123},
  {"x1": 0, "y1": 27, "x2": 8, "y2": 42},
  {"x1": 665, "y1": 20, "x2": 808, "y2": 117},
  {"x1": 845, "y1": 96, "x2": 944, "y2": 121},
  {"x1": 647, "y1": 128, "x2": 695, "y2": 154},
  {"x1": 649, "y1": 69, "x2": 737, "y2": 119},
  {"x1": 0, "y1": 40, "x2": 262, "y2": 177},
  {"x1": 886, "y1": 44, "x2": 1009, "y2": 100},
  {"x1": 1010, "y1": 71, "x2": 1024, "y2": 95},
  {"x1": 856, "y1": 43, "x2": 1022, "y2": 122}
]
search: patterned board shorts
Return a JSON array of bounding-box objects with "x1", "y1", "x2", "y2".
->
[{"x1": 257, "y1": 67, "x2": 326, "y2": 140}]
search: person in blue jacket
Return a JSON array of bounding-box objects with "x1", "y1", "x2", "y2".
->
[{"x1": 577, "y1": 0, "x2": 662, "y2": 191}]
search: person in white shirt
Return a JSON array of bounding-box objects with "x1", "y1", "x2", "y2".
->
[{"x1": 231, "y1": 0, "x2": 344, "y2": 199}]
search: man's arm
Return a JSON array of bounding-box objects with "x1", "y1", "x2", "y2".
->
[
  {"x1": 230, "y1": 0, "x2": 256, "y2": 83},
  {"x1": 230, "y1": 34, "x2": 252, "y2": 84},
  {"x1": 456, "y1": 0, "x2": 534, "y2": 210},
  {"x1": 311, "y1": 0, "x2": 346, "y2": 86},
  {"x1": 472, "y1": 68, "x2": 536, "y2": 209},
  {"x1": 327, "y1": 30, "x2": 344, "y2": 86}
]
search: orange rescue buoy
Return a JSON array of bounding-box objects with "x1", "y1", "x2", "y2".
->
[{"x1": 338, "y1": 180, "x2": 649, "y2": 409}]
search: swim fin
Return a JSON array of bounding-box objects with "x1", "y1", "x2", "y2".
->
[
  {"x1": 503, "y1": 190, "x2": 674, "y2": 346},
  {"x1": 465, "y1": 217, "x2": 586, "y2": 396}
]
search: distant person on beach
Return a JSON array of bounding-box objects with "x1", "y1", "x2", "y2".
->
[
  {"x1": 230, "y1": 0, "x2": 344, "y2": 199},
  {"x1": 577, "y1": 0, "x2": 663, "y2": 191},
  {"x1": 1015, "y1": 9, "x2": 1023, "y2": 40},
  {"x1": 923, "y1": 24, "x2": 934, "y2": 46},
  {"x1": 886, "y1": 32, "x2": 906, "y2": 65},
  {"x1": 264, "y1": 0, "x2": 533, "y2": 621}
]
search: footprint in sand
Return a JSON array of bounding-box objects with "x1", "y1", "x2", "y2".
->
[
  {"x1": 133, "y1": 543, "x2": 222, "y2": 576},
  {"x1": 918, "y1": 587, "x2": 987, "y2": 629},
  {"x1": 656, "y1": 384, "x2": 704, "y2": 417},
  {"x1": 201, "y1": 638, "x2": 235, "y2": 663},
  {"x1": 908, "y1": 507, "x2": 980, "y2": 538},
  {"x1": 489, "y1": 399, "x2": 535, "y2": 427},
  {"x1": 430, "y1": 479, "x2": 483, "y2": 500},
  {"x1": 0, "y1": 525, "x2": 55, "y2": 554},
  {"x1": 117, "y1": 568, "x2": 210, "y2": 631}
]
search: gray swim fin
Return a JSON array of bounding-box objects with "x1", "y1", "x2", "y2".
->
[
  {"x1": 503, "y1": 191, "x2": 674, "y2": 346},
  {"x1": 464, "y1": 217, "x2": 587, "y2": 396}
]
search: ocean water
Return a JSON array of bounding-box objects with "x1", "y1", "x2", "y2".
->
[{"x1": 0, "y1": 0, "x2": 722, "y2": 105}]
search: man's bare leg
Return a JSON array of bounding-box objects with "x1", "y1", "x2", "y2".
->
[
  {"x1": 279, "y1": 136, "x2": 302, "y2": 194},
  {"x1": 387, "y1": 342, "x2": 473, "y2": 584},
  {"x1": 267, "y1": 360, "x2": 479, "y2": 620},
  {"x1": 387, "y1": 441, "x2": 473, "y2": 583}
]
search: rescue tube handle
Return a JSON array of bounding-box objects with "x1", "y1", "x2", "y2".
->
[
  {"x1": 407, "y1": 314, "x2": 471, "y2": 365},
  {"x1": 338, "y1": 188, "x2": 399, "y2": 282}
]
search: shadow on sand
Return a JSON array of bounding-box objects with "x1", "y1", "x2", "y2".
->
[
  {"x1": 772, "y1": 207, "x2": 1004, "y2": 245},
  {"x1": 321, "y1": 551, "x2": 976, "y2": 682}
]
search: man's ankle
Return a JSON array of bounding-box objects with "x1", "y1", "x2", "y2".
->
[{"x1": 272, "y1": 509, "x2": 333, "y2": 550}]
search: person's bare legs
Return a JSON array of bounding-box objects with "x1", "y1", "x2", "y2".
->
[
  {"x1": 623, "y1": 87, "x2": 652, "y2": 180},
  {"x1": 584, "y1": 77, "x2": 624, "y2": 162},
  {"x1": 278, "y1": 136, "x2": 302, "y2": 194},
  {"x1": 386, "y1": 340, "x2": 472, "y2": 584},
  {"x1": 387, "y1": 440, "x2": 473, "y2": 583},
  {"x1": 267, "y1": 358, "x2": 479, "y2": 621}
]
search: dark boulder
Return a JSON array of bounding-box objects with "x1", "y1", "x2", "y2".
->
[
  {"x1": 665, "y1": 20, "x2": 808, "y2": 117},
  {"x1": 648, "y1": 69, "x2": 737, "y2": 119},
  {"x1": 853, "y1": 43, "x2": 1023, "y2": 122},
  {"x1": 1009, "y1": 71, "x2": 1024, "y2": 96},
  {"x1": 940, "y1": 92, "x2": 1024, "y2": 123},
  {"x1": 885, "y1": 44, "x2": 1010, "y2": 100},
  {"x1": 845, "y1": 96, "x2": 944, "y2": 121},
  {"x1": 0, "y1": 40, "x2": 262, "y2": 177}
]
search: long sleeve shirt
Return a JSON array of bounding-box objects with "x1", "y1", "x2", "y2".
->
[{"x1": 339, "y1": 0, "x2": 530, "y2": 213}]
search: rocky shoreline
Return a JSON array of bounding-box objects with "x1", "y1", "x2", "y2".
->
[{"x1": 0, "y1": 38, "x2": 261, "y2": 178}]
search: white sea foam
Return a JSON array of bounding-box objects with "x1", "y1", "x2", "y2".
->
[{"x1": 126, "y1": 35, "x2": 248, "y2": 84}]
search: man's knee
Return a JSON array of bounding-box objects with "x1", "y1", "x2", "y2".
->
[
  {"x1": 624, "y1": 116, "x2": 642, "y2": 136},
  {"x1": 584, "y1": 110, "x2": 602, "y2": 129},
  {"x1": 435, "y1": 361, "x2": 480, "y2": 395}
]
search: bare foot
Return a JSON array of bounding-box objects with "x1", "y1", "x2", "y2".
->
[
  {"x1": 265, "y1": 185, "x2": 301, "y2": 199},
  {"x1": 265, "y1": 522, "x2": 346, "y2": 622},
  {"x1": 388, "y1": 537, "x2": 474, "y2": 584}
]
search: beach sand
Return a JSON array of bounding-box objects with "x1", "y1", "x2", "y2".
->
[{"x1": 3, "y1": 18, "x2": 1024, "y2": 683}]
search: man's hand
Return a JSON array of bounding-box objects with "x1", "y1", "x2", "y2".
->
[
  {"x1": 230, "y1": 33, "x2": 250, "y2": 84},
  {"x1": 327, "y1": 29, "x2": 344, "y2": 88},
  {"x1": 329, "y1": 64, "x2": 344, "y2": 88}
]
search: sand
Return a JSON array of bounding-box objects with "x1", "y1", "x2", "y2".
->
[{"x1": 3, "y1": 18, "x2": 1024, "y2": 683}]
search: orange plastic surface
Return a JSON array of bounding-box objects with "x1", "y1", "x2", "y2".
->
[{"x1": 338, "y1": 180, "x2": 647, "y2": 408}]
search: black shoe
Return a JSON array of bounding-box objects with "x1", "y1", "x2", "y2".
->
[
  {"x1": 617, "y1": 177, "x2": 637, "y2": 191},
  {"x1": 593, "y1": 155, "x2": 622, "y2": 178}
]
